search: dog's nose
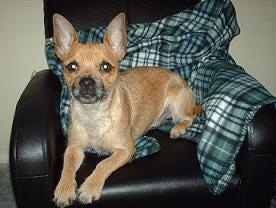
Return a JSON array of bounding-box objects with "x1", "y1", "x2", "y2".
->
[{"x1": 79, "y1": 77, "x2": 95, "y2": 88}]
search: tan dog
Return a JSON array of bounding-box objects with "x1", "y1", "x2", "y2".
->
[{"x1": 53, "y1": 12, "x2": 201, "y2": 207}]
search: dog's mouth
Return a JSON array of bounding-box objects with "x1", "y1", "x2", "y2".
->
[{"x1": 72, "y1": 76, "x2": 107, "y2": 104}]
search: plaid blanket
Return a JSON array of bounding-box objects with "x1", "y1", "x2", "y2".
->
[{"x1": 45, "y1": 0, "x2": 276, "y2": 195}]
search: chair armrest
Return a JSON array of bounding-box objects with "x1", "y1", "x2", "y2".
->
[
  {"x1": 236, "y1": 103, "x2": 276, "y2": 208},
  {"x1": 9, "y1": 70, "x2": 64, "y2": 208}
]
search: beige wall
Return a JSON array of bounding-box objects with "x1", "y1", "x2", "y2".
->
[
  {"x1": 230, "y1": 0, "x2": 276, "y2": 95},
  {"x1": 0, "y1": 0, "x2": 47, "y2": 162},
  {"x1": 0, "y1": 0, "x2": 275, "y2": 163}
]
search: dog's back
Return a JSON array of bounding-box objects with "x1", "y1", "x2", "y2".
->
[{"x1": 117, "y1": 67, "x2": 196, "y2": 138}]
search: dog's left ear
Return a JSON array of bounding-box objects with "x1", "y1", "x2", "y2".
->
[{"x1": 103, "y1": 13, "x2": 127, "y2": 60}]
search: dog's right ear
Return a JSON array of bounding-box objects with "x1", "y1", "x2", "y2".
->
[{"x1": 53, "y1": 13, "x2": 78, "y2": 58}]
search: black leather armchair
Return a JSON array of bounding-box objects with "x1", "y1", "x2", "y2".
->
[{"x1": 10, "y1": 0, "x2": 276, "y2": 208}]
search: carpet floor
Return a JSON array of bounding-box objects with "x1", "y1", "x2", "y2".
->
[{"x1": 0, "y1": 163, "x2": 16, "y2": 208}]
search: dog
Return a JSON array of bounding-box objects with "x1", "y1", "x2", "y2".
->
[{"x1": 52, "y1": 12, "x2": 201, "y2": 207}]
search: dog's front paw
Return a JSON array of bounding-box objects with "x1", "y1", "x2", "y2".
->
[
  {"x1": 77, "y1": 179, "x2": 104, "y2": 204},
  {"x1": 53, "y1": 179, "x2": 77, "y2": 207}
]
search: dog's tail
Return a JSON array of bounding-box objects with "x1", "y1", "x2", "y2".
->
[{"x1": 193, "y1": 105, "x2": 202, "y2": 116}]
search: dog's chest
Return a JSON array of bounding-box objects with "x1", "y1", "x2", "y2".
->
[{"x1": 70, "y1": 102, "x2": 111, "y2": 141}]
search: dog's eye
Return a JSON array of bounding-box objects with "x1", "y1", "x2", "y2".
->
[
  {"x1": 100, "y1": 61, "x2": 112, "y2": 73},
  {"x1": 67, "y1": 61, "x2": 79, "y2": 72}
]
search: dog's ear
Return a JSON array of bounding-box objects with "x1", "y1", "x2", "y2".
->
[
  {"x1": 53, "y1": 13, "x2": 78, "y2": 58},
  {"x1": 103, "y1": 13, "x2": 127, "y2": 60}
]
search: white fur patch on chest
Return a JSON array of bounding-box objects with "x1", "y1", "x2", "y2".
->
[{"x1": 70, "y1": 101, "x2": 112, "y2": 146}]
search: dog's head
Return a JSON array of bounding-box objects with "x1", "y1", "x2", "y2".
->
[{"x1": 53, "y1": 13, "x2": 127, "y2": 104}]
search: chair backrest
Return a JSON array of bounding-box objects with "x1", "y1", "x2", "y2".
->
[{"x1": 43, "y1": 0, "x2": 200, "y2": 38}]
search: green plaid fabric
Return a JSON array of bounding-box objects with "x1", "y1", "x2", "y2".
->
[{"x1": 45, "y1": 0, "x2": 276, "y2": 195}]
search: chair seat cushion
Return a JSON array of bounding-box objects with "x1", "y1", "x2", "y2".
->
[{"x1": 73, "y1": 130, "x2": 240, "y2": 208}]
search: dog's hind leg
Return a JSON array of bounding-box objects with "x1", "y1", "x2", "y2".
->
[
  {"x1": 168, "y1": 87, "x2": 196, "y2": 139},
  {"x1": 170, "y1": 119, "x2": 193, "y2": 139}
]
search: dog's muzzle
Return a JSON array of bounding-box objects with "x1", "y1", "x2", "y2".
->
[{"x1": 72, "y1": 76, "x2": 106, "y2": 104}]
